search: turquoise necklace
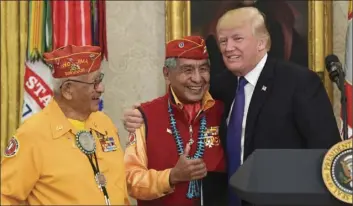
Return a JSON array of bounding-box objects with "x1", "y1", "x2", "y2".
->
[{"x1": 167, "y1": 100, "x2": 207, "y2": 199}]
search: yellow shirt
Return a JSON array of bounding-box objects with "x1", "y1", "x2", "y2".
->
[
  {"x1": 1, "y1": 100, "x2": 130, "y2": 205},
  {"x1": 124, "y1": 91, "x2": 214, "y2": 200},
  {"x1": 68, "y1": 118, "x2": 86, "y2": 131}
]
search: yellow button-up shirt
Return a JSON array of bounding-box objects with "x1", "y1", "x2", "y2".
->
[{"x1": 1, "y1": 100, "x2": 130, "y2": 205}]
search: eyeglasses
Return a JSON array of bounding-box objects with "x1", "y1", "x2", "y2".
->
[{"x1": 61, "y1": 73, "x2": 104, "y2": 90}]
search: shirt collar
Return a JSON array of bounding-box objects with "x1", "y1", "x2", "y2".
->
[
  {"x1": 244, "y1": 53, "x2": 268, "y2": 87},
  {"x1": 170, "y1": 86, "x2": 215, "y2": 111},
  {"x1": 45, "y1": 99, "x2": 108, "y2": 139}
]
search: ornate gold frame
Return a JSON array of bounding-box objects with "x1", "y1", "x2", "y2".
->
[{"x1": 165, "y1": 1, "x2": 333, "y2": 102}]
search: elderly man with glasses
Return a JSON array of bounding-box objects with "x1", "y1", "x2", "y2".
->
[{"x1": 1, "y1": 45, "x2": 130, "y2": 205}]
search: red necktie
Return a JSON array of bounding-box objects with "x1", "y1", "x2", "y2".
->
[{"x1": 183, "y1": 103, "x2": 201, "y2": 124}]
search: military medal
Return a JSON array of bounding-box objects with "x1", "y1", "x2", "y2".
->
[
  {"x1": 76, "y1": 131, "x2": 96, "y2": 154},
  {"x1": 96, "y1": 132, "x2": 117, "y2": 153},
  {"x1": 99, "y1": 136, "x2": 117, "y2": 152}
]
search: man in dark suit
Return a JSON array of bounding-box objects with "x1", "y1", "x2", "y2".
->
[
  {"x1": 212, "y1": 7, "x2": 341, "y2": 206},
  {"x1": 122, "y1": 7, "x2": 341, "y2": 206}
]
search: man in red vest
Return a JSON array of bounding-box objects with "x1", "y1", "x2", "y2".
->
[{"x1": 124, "y1": 36, "x2": 227, "y2": 206}]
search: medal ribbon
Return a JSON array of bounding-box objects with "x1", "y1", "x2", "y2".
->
[
  {"x1": 97, "y1": 0, "x2": 108, "y2": 60},
  {"x1": 27, "y1": 0, "x2": 46, "y2": 61},
  {"x1": 52, "y1": 0, "x2": 92, "y2": 49}
]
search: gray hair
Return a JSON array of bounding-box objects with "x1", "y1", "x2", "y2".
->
[
  {"x1": 164, "y1": 57, "x2": 211, "y2": 70},
  {"x1": 164, "y1": 58, "x2": 178, "y2": 69},
  {"x1": 52, "y1": 77, "x2": 69, "y2": 95}
]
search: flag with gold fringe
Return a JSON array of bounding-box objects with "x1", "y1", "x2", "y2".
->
[
  {"x1": 22, "y1": 0, "x2": 107, "y2": 121},
  {"x1": 22, "y1": 0, "x2": 53, "y2": 121}
]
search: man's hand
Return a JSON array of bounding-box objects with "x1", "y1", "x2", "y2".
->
[
  {"x1": 169, "y1": 143, "x2": 207, "y2": 186},
  {"x1": 123, "y1": 103, "x2": 144, "y2": 133}
]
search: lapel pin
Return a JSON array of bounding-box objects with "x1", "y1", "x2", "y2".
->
[{"x1": 261, "y1": 85, "x2": 267, "y2": 91}]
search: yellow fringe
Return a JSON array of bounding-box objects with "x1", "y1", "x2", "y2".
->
[{"x1": 28, "y1": 0, "x2": 45, "y2": 61}]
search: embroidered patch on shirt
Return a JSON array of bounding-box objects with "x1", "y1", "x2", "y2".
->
[
  {"x1": 205, "y1": 126, "x2": 219, "y2": 136},
  {"x1": 126, "y1": 133, "x2": 137, "y2": 147},
  {"x1": 204, "y1": 136, "x2": 221, "y2": 148},
  {"x1": 204, "y1": 127, "x2": 220, "y2": 148},
  {"x1": 4, "y1": 136, "x2": 20, "y2": 157}
]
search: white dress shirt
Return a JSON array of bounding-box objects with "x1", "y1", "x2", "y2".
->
[{"x1": 226, "y1": 53, "x2": 268, "y2": 164}]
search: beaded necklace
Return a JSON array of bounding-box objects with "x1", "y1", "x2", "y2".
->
[{"x1": 167, "y1": 100, "x2": 207, "y2": 199}]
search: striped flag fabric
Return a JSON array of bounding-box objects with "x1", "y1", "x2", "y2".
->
[
  {"x1": 52, "y1": 0, "x2": 92, "y2": 49},
  {"x1": 22, "y1": 0, "x2": 53, "y2": 121},
  {"x1": 343, "y1": 0, "x2": 352, "y2": 138},
  {"x1": 21, "y1": 0, "x2": 107, "y2": 122},
  {"x1": 22, "y1": 61, "x2": 54, "y2": 121}
]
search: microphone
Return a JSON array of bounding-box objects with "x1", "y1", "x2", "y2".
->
[
  {"x1": 325, "y1": 54, "x2": 349, "y2": 140},
  {"x1": 325, "y1": 54, "x2": 344, "y2": 88}
]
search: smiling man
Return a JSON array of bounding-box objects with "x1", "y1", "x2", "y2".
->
[
  {"x1": 1, "y1": 45, "x2": 130, "y2": 205},
  {"x1": 123, "y1": 7, "x2": 341, "y2": 206},
  {"x1": 124, "y1": 36, "x2": 227, "y2": 206},
  {"x1": 211, "y1": 7, "x2": 340, "y2": 206}
]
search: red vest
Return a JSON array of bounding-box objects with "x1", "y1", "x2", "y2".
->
[{"x1": 137, "y1": 94, "x2": 226, "y2": 206}]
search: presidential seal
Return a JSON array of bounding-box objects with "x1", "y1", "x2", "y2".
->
[
  {"x1": 75, "y1": 131, "x2": 96, "y2": 155},
  {"x1": 322, "y1": 139, "x2": 352, "y2": 204}
]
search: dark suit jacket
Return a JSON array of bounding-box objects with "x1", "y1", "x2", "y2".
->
[{"x1": 204, "y1": 57, "x2": 341, "y2": 206}]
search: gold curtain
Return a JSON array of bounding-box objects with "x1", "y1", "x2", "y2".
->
[{"x1": 0, "y1": 1, "x2": 28, "y2": 153}]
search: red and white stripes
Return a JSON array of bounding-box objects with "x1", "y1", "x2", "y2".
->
[{"x1": 52, "y1": 0, "x2": 92, "y2": 49}]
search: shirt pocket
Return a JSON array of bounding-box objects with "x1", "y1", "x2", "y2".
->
[
  {"x1": 96, "y1": 147, "x2": 127, "y2": 204},
  {"x1": 97, "y1": 149, "x2": 126, "y2": 205},
  {"x1": 94, "y1": 130, "x2": 122, "y2": 172},
  {"x1": 96, "y1": 153, "x2": 110, "y2": 173},
  {"x1": 95, "y1": 138, "x2": 125, "y2": 187}
]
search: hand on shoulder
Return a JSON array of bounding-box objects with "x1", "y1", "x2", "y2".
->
[{"x1": 122, "y1": 103, "x2": 144, "y2": 132}]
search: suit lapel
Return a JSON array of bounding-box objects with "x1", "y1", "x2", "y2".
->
[{"x1": 245, "y1": 58, "x2": 277, "y2": 146}]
